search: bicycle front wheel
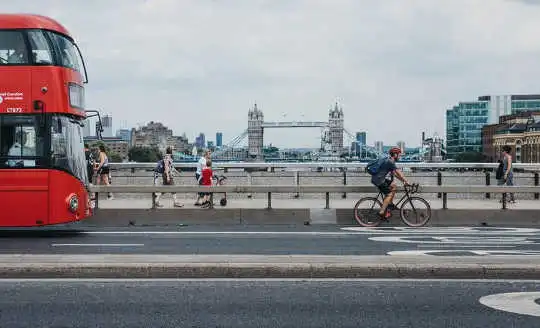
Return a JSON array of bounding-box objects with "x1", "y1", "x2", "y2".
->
[
  {"x1": 353, "y1": 197, "x2": 383, "y2": 227},
  {"x1": 400, "y1": 197, "x2": 431, "y2": 227}
]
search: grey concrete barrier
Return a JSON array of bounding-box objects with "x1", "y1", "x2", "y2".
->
[
  {"x1": 84, "y1": 184, "x2": 540, "y2": 226},
  {"x1": 89, "y1": 184, "x2": 538, "y2": 209},
  {"x1": 87, "y1": 208, "x2": 540, "y2": 227},
  {"x1": 0, "y1": 254, "x2": 538, "y2": 279},
  {"x1": 86, "y1": 208, "x2": 311, "y2": 226}
]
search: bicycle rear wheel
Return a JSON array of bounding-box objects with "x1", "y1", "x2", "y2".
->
[
  {"x1": 353, "y1": 197, "x2": 383, "y2": 227},
  {"x1": 400, "y1": 196, "x2": 431, "y2": 227}
]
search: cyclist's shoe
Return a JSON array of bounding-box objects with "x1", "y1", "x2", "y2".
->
[
  {"x1": 388, "y1": 203, "x2": 397, "y2": 211},
  {"x1": 378, "y1": 211, "x2": 391, "y2": 220}
]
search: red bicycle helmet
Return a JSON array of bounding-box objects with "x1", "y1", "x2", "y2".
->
[{"x1": 389, "y1": 147, "x2": 402, "y2": 156}]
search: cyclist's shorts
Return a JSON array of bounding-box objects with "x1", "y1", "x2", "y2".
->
[{"x1": 376, "y1": 180, "x2": 393, "y2": 195}]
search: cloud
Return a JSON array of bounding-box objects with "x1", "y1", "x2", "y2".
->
[{"x1": 3, "y1": 0, "x2": 540, "y2": 149}]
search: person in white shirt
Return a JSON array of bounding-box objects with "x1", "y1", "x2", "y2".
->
[
  {"x1": 7, "y1": 41, "x2": 27, "y2": 64},
  {"x1": 194, "y1": 150, "x2": 211, "y2": 206},
  {"x1": 6, "y1": 130, "x2": 35, "y2": 167}
]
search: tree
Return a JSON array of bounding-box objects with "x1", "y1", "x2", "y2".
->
[
  {"x1": 89, "y1": 141, "x2": 109, "y2": 153},
  {"x1": 88, "y1": 141, "x2": 123, "y2": 162},
  {"x1": 109, "y1": 153, "x2": 123, "y2": 163},
  {"x1": 128, "y1": 146, "x2": 161, "y2": 162},
  {"x1": 453, "y1": 151, "x2": 487, "y2": 163}
]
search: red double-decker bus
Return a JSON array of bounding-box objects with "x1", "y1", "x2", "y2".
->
[{"x1": 0, "y1": 14, "x2": 96, "y2": 227}]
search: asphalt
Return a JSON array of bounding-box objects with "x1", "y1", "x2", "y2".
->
[
  {"x1": 1, "y1": 225, "x2": 539, "y2": 256},
  {"x1": 0, "y1": 279, "x2": 538, "y2": 327}
]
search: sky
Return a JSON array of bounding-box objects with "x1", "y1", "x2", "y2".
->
[{"x1": 4, "y1": 0, "x2": 540, "y2": 148}]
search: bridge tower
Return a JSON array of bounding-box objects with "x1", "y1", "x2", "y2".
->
[
  {"x1": 248, "y1": 103, "x2": 264, "y2": 161},
  {"x1": 328, "y1": 102, "x2": 344, "y2": 154}
]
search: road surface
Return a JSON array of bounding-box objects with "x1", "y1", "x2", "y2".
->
[
  {"x1": 0, "y1": 279, "x2": 538, "y2": 327},
  {"x1": 1, "y1": 225, "x2": 540, "y2": 256}
]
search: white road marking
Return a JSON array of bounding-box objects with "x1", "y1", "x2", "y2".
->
[
  {"x1": 369, "y1": 236, "x2": 535, "y2": 245},
  {"x1": 51, "y1": 244, "x2": 144, "y2": 247},
  {"x1": 341, "y1": 227, "x2": 540, "y2": 235},
  {"x1": 416, "y1": 244, "x2": 516, "y2": 248},
  {"x1": 387, "y1": 250, "x2": 540, "y2": 256},
  {"x1": 479, "y1": 292, "x2": 540, "y2": 317}
]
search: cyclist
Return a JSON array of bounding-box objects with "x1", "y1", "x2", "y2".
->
[{"x1": 370, "y1": 147, "x2": 410, "y2": 219}]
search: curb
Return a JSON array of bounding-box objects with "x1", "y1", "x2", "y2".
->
[
  {"x1": 1, "y1": 264, "x2": 539, "y2": 279},
  {"x1": 1, "y1": 255, "x2": 539, "y2": 279}
]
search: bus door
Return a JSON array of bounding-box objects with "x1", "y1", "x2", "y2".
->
[
  {"x1": 0, "y1": 116, "x2": 48, "y2": 226},
  {"x1": 0, "y1": 30, "x2": 49, "y2": 226}
]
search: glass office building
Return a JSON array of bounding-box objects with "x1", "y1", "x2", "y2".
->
[{"x1": 445, "y1": 94, "x2": 540, "y2": 159}]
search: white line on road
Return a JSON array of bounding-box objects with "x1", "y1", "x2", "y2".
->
[
  {"x1": 341, "y1": 227, "x2": 540, "y2": 235},
  {"x1": 387, "y1": 250, "x2": 540, "y2": 256},
  {"x1": 479, "y1": 292, "x2": 540, "y2": 317},
  {"x1": 51, "y1": 244, "x2": 145, "y2": 247},
  {"x1": 369, "y1": 236, "x2": 535, "y2": 245},
  {"x1": 416, "y1": 245, "x2": 516, "y2": 248}
]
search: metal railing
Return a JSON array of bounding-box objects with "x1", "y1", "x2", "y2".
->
[
  {"x1": 104, "y1": 162, "x2": 540, "y2": 202},
  {"x1": 89, "y1": 184, "x2": 537, "y2": 211},
  {"x1": 108, "y1": 162, "x2": 540, "y2": 170}
]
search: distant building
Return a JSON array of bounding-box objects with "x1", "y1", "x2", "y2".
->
[
  {"x1": 328, "y1": 103, "x2": 344, "y2": 154},
  {"x1": 216, "y1": 132, "x2": 223, "y2": 148},
  {"x1": 482, "y1": 111, "x2": 540, "y2": 163},
  {"x1": 195, "y1": 133, "x2": 206, "y2": 149},
  {"x1": 116, "y1": 129, "x2": 131, "y2": 144},
  {"x1": 356, "y1": 131, "x2": 366, "y2": 146},
  {"x1": 374, "y1": 141, "x2": 383, "y2": 154},
  {"x1": 422, "y1": 136, "x2": 444, "y2": 162},
  {"x1": 446, "y1": 94, "x2": 540, "y2": 159},
  {"x1": 84, "y1": 136, "x2": 129, "y2": 161},
  {"x1": 130, "y1": 121, "x2": 189, "y2": 153},
  {"x1": 101, "y1": 115, "x2": 113, "y2": 138},
  {"x1": 397, "y1": 141, "x2": 406, "y2": 153}
]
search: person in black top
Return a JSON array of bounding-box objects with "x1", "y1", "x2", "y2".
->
[{"x1": 84, "y1": 143, "x2": 94, "y2": 184}]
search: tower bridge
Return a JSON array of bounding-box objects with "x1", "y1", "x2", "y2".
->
[
  {"x1": 212, "y1": 102, "x2": 386, "y2": 161},
  {"x1": 247, "y1": 103, "x2": 345, "y2": 160},
  {"x1": 260, "y1": 121, "x2": 328, "y2": 128}
]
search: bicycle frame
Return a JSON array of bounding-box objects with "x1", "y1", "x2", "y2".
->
[
  {"x1": 353, "y1": 183, "x2": 430, "y2": 227},
  {"x1": 375, "y1": 183, "x2": 420, "y2": 210}
]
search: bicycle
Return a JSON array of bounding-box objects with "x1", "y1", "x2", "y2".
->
[{"x1": 353, "y1": 183, "x2": 431, "y2": 227}]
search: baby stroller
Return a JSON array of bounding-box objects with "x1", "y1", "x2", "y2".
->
[{"x1": 213, "y1": 174, "x2": 228, "y2": 206}]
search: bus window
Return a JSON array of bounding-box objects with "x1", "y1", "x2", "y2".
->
[
  {"x1": 0, "y1": 115, "x2": 43, "y2": 168},
  {"x1": 27, "y1": 30, "x2": 53, "y2": 65},
  {"x1": 50, "y1": 115, "x2": 88, "y2": 185},
  {"x1": 47, "y1": 32, "x2": 84, "y2": 74},
  {"x1": 0, "y1": 30, "x2": 29, "y2": 65}
]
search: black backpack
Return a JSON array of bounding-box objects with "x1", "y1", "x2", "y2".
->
[{"x1": 495, "y1": 160, "x2": 504, "y2": 180}]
